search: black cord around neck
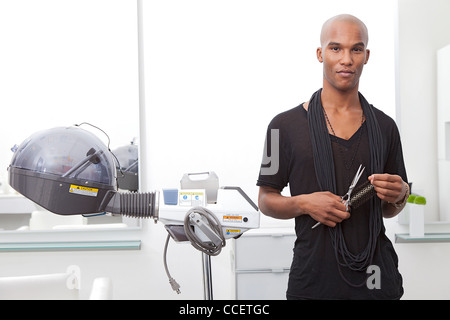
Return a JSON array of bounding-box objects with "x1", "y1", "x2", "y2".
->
[{"x1": 307, "y1": 88, "x2": 384, "y2": 287}]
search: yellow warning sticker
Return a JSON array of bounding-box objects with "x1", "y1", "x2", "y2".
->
[
  {"x1": 223, "y1": 215, "x2": 242, "y2": 223},
  {"x1": 69, "y1": 184, "x2": 98, "y2": 197},
  {"x1": 179, "y1": 192, "x2": 204, "y2": 196},
  {"x1": 226, "y1": 229, "x2": 241, "y2": 234}
]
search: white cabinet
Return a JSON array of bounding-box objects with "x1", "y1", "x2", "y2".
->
[
  {"x1": 438, "y1": 44, "x2": 450, "y2": 220},
  {"x1": 232, "y1": 228, "x2": 296, "y2": 300}
]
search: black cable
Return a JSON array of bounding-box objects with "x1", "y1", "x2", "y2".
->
[{"x1": 308, "y1": 89, "x2": 384, "y2": 287}]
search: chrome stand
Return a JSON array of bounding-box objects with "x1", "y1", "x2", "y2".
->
[{"x1": 202, "y1": 252, "x2": 213, "y2": 300}]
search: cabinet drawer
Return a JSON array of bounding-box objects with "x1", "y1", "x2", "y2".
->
[
  {"x1": 234, "y1": 229, "x2": 295, "y2": 270},
  {"x1": 236, "y1": 270, "x2": 289, "y2": 300}
]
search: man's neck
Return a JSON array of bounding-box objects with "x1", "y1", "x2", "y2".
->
[
  {"x1": 319, "y1": 83, "x2": 364, "y2": 140},
  {"x1": 321, "y1": 83, "x2": 360, "y2": 112}
]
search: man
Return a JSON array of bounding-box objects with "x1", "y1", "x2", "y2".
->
[{"x1": 257, "y1": 14, "x2": 409, "y2": 299}]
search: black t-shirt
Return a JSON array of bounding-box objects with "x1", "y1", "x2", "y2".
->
[{"x1": 257, "y1": 103, "x2": 408, "y2": 299}]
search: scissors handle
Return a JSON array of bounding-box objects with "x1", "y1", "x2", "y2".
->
[{"x1": 311, "y1": 165, "x2": 365, "y2": 230}]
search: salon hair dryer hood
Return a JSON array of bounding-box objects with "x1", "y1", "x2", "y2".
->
[{"x1": 8, "y1": 126, "x2": 117, "y2": 215}]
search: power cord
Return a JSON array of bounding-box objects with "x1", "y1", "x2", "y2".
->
[
  {"x1": 184, "y1": 206, "x2": 226, "y2": 256},
  {"x1": 163, "y1": 206, "x2": 226, "y2": 294},
  {"x1": 163, "y1": 234, "x2": 181, "y2": 294}
]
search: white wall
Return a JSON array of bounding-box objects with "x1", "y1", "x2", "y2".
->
[
  {"x1": 392, "y1": 0, "x2": 450, "y2": 299},
  {"x1": 396, "y1": 0, "x2": 450, "y2": 221}
]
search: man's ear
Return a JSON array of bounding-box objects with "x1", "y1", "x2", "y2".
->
[
  {"x1": 317, "y1": 47, "x2": 323, "y2": 63},
  {"x1": 365, "y1": 49, "x2": 370, "y2": 65}
]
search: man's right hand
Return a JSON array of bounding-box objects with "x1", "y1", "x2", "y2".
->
[
  {"x1": 258, "y1": 186, "x2": 350, "y2": 227},
  {"x1": 300, "y1": 191, "x2": 350, "y2": 227}
]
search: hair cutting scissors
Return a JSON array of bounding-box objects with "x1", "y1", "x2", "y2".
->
[{"x1": 311, "y1": 164, "x2": 365, "y2": 229}]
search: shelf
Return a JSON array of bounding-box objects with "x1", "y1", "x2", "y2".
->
[
  {"x1": 395, "y1": 233, "x2": 450, "y2": 243},
  {"x1": 0, "y1": 194, "x2": 36, "y2": 214},
  {"x1": 0, "y1": 240, "x2": 141, "y2": 252}
]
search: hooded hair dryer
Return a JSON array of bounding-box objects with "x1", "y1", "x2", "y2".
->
[{"x1": 8, "y1": 126, "x2": 157, "y2": 218}]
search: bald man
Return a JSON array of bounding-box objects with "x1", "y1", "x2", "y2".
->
[{"x1": 257, "y1": 14, "x2": 409, "y2": 299}]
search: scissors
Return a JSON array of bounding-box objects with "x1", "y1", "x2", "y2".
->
[{"x1": 311, "y1": 164, "x2": 365, "y2": 229}]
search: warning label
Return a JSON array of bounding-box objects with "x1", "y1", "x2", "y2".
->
[
  {"x1": 69, "y1": 184, "x2": 98, "y2": 197},
  {"x1": 226, "y1": 229, "x2": 241, "y2": 235},
  {"x1": 223, "y1": 215, "x2": 242, "y2": 223}
]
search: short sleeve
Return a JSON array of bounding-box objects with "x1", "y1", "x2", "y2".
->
[{"x1": 256, "y1": 115, "x2": 290, "y2": 191}]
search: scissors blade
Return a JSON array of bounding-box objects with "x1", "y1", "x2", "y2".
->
[
  {"x1": 343, "y1": 165, "x2": 365, "y2": 203},
  {"x1": 350, "y1": 165, "x2": 365, "y2": 191}
]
